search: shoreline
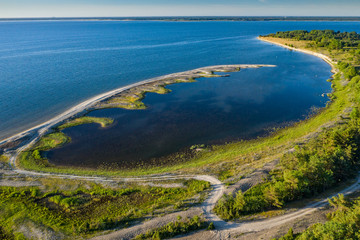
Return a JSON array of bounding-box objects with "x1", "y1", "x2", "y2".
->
[
  {"x1": 0, "y1": 64, "x2": 274, "y2": 147},
  {"x1": 257, "y1": 36, "x2": 337, "y2": 73}
]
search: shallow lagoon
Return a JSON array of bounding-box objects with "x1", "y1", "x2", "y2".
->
[{"x1": 49, "y1": 60, "x2": 331, "y2": 168}]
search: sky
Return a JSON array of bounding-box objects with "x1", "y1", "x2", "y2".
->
[{"x1": 0, "y1": 0, "x2": 359, "y2": 18}]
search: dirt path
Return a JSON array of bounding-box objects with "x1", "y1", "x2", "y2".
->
[
  {"x1": 6, "y1": 149, "x2": 360, "y2": 240},
  {"x1": 175, "y1": 173, "x2": 360, "y2": 240},
  {"x1": 10, "y1": 160, "x2": 359, "y2": 240},
  {"x1": 93, "y1": 175, "x2": 226, "y2": 240}
]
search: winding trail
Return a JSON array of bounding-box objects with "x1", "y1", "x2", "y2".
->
[{"x1": 10, "y1": 157, "x2": 360, "y2": 240}]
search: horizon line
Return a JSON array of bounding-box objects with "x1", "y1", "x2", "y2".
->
[{"x1": 1, "y1": 16, "x2": 360, "y2": 20}]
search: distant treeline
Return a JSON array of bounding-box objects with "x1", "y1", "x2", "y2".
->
[
  {"x1": 265, "y1": 30, "x2": 360, "y2": 44},
  {"x1": 2, "y1": 16, "x2": 360, "y2": 21},
  {"x1": 265, "y1": 30, "x2": 360, "y2": 57}
]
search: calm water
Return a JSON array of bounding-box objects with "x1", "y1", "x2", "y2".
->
[{"x1": 1, "y1": 21, "x2": 360, "y2": 168}]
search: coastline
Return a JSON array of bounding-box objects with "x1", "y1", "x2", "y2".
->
[
  {"x1": 257, "y1": 36, "x2": 337, "y2": 73},
  {"x1": 0, "y1": 64, "x2": 274, "y2": 147}
]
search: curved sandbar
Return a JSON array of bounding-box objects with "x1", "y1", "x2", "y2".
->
[
  {"x1": 0, "y1": 64, "x2": 275, "y2": 153},
  {"x1": 258, "y1": 36, "x2": 337, "y2": 73}
]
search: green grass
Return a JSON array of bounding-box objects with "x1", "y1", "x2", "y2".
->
[
  {"x1": 57, "y1": 116, "x2": 113, "y2": 130},
  {"x1": 275, "y1": 194, "x2": 360, "y2": 240},
  {"x1": 34, "y1": 132, "x2": 70, "y2": 151},
  {"x1": 18, "y1": 132, "x2": 70, "y2": 169},
  {"x1": 0, "y1": 180, "x2": 210, "y2": 238},
  {"x1": 98, "y1": 72, "x2": 226, "y2": 111},
  {"x1": 134, "y1": 215, "x2": 209, "y2": 240},
  {"x1": 100, "y1": 84, "x2": 172, "y2": 110},
  {"x1": 0, "y1": 155, "x2": 9, "y2": 163}
]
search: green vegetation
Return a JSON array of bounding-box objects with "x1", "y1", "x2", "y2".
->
[
  {"x1": 263, "y1": 30, "x2": 360, "y2": 65},
  {"x1": 134, "y1": 215, "x2": 209, "y2": 240},
  {"x1": 19, "y1": 132, "x2": 69, "y2": 169},
  {"x1": 34, "y1": 132, "x2": 69, "y2": 150},
  {"x1": 275, "y1": 194, "x2": 360, "y2": 240},
  {"x1": 0, "y1": 180, "x2": 209, "y2": 238},
  {"x1": 215, "y1": 31, "x2": 360, "y2": 219},
  {"x1": 97, "y1": 74, "x2": 220, "y2": 110},
  {"x1": 57, "y1": 116, "x2": 113, "y2": 130},
  {"x1": 0, "y1": 154, "x2": 8, "y2": 163},
  {"x1": 19, "y1": 116, "x2": 112, "y2": 171},
  {"x1": 97, "y1": 80, "x2": 185, "y2": 110},
  {"x1": 215, "y1": 109, "x2": 360, "y2": 218},
  {"x1": 101, "y1": 85, "x2": 170, "y2": 110}
]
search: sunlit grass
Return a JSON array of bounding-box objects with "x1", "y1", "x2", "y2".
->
[
  {"x1": 0, "y1": 179, "x2": 210, "y2": 238},
  {"x1": 57, "y1": 116, "x2": 113, "y2": 130}
]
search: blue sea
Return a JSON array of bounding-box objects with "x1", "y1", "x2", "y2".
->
[{"x1": 1, "y1": 21, "x2": 360, "y2": 167}]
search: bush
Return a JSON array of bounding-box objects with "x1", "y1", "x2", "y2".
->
[
  {"x1": 275, "y1": 195, "x2": 360, "y2": 240},
  {"x1": 134, "y1": 215, "x2": 208, "y2": 239},
  {"x1": 207, "y1": 222, "x2": 215, "y2": 230}
]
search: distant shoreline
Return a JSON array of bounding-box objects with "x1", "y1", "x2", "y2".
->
[{"x1": 1, "y1": 16, "x2": 360, "y2": 22}]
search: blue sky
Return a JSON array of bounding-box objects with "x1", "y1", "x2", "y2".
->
[{"x1": 0, "y1": 0, "x2": 359, "y2": 18}]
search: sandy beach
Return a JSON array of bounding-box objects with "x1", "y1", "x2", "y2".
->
[{"x1": 258, "y1": 37, "x2": 337, "y2": 73}]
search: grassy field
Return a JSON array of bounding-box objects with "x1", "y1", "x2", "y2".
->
[
  {"x1": 57, "y1": 116, "x2": 113, "y2": 130},
  {"x1": 0, "y1": 155, "x2": 8, "y2": 163},
  {"x1": 94, "y1": 68, "x2": 233, "y2": 111},
  {"x1": 100, "y1": 84, "x2": 171, "y2": 110},
  {"x1": 19, "y1": 132, "x2": 70, "y2": 170},
  {"x1": 0, "y1": 178, "x2": 210, "y2": 239},
  {"x1": 96, "y1": 79, "x2": 196, "y2": 110},
  {"x1": 96, "y1": 70, "x2": 229, "y2": 110},
  {"x1": 134, "y1": 215, "x2": 210, "y2": 239}
]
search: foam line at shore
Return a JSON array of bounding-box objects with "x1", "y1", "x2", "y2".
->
[{"x1": 0, "y1": 64, "x2": 275, "y2": 146}]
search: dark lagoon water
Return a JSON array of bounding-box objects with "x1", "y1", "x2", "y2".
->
[{"x1": 1, "y1": 21, "x2": 360, "y2": 168}]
